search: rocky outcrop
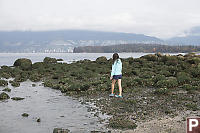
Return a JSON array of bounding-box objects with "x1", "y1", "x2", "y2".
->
[
  {"x1": 0, "y1": 80, "x2": 8, "y2": 87},
  {"x1": 2, "y1": 87, "x2": 11, "y2": 92},
  {"x1": 14, "y1": 58, "x2": 32, "y2": 70},
  {"x1": 95, "y1": 56, "x2": 107, "y2": 64},
  {"x1": 21, "y1": 113, "x2": 29, "y2": 117},
  {"x1": 53, "y1": 128, "x2": 70, "y2": 133},
  {"x1": 43, "y1": 57, "x2": 57, "y2": 64},
  {"x1": 0, "y1": 92, "x2": 10, "y2": 100},
  {"x1": 11, "y1": 97, "x2": 25, "y2": 101}
]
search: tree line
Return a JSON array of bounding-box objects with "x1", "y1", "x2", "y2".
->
[{"x1": 73, "y1": 43, "x2": 200, "y2": 53}]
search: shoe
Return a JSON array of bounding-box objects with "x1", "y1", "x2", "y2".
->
[
  {"x1": 115, "y1": 95, "x2": 123, "y2": 98},
  {"x1": 109, "y1": 94, "x2": 115, "y2": 97}
]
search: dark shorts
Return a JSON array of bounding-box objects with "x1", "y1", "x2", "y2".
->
[{"x1": 113, "y1": 75, "x2": 122, "y2": 80}]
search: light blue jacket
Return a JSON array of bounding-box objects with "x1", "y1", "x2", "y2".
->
[{"x1": 111, "y1": 59, "x2": 122, "y2": 76}]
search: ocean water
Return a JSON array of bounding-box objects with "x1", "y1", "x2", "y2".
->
[{"x1": 0, "y1": 53, "x2": 152, "y2": 66}]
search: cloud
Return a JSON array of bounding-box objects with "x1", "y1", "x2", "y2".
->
[{"x1": 0, "y1": 0, "x2": 200, "y2": 38}]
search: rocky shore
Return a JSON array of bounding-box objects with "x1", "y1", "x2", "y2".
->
[{"x1": 0, "y1": 53, "x2": 200, "y2": 132}]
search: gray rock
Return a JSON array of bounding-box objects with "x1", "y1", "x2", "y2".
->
[
  {"x1": 37, "y1": 118, "x2": 41, "y2": 122},
  {"x1": 22, "y1": 113, "x2": 29, "y2": 117}
]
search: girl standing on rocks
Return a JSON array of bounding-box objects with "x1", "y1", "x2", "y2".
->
[{"x1": 109, "y1": 53, "x2": 123, "y2": 98}]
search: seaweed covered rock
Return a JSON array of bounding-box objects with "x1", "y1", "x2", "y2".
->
[
  {"x1": 59, "y1": 78, "x2": 71, "y2": 85},
  {"x1": 14, "y1": 71, "x2": 29, "y2": 82},
  {"x1": 185, "y1": 103, "x2": 199, "y2": 111},
  {"x1": 124, "y1": 57, "x2": 134, "y2": 64},
  {"x1": 43, "y1": 57, "x2": 57, "y2": 64},
  {"x1": 156, "y1": 77, "x2": 178, "y2": 88},
  {"x1": 56, "y1": 58, "x2": 64, "y2": 61},
  {"x1": 67, "y1": 84, "x2": 81, "y2": 91},
  {"x1": 37, "y1": 118, "x2": 41, "y2": 122},
  {"x1": 0, "y1": 66, "x2": 12, "y2": 79},
  {"x1": 0, "y1": 92, "x2": 10, "y2": 100},
  {"x1": 2, "y1": 87, "x2": 11, "y2": 92},
  {"x1": 14, "y1": 58, "x2": 32, "y2": 70},
  {"x1": 53, "y1": 128, "x2": 70, "y2": 133},
  {"x1": 188, "y1": 67, "x2": 200, "y2": 78},
  {"x1": 0, "y1": 65, "x2": 12, "y2": 77},
  {"x1": 0, "y1": 72, "x2": 11, "y2": 79},
  {"x1": 11, "y1": 97, "x2": 25, "y2": 101},
  {"x1": 165, "y1": 56, "x2": 179, "y2": 65},
  {"x1": 67, "y1": 83, "x2": 90, "y2": 92},
  {"x1": 160, "y1": 55, "x2": 179, "y2": 65},
  {"x1": 1, "y1": 65, "x2": 10, "y2": 69},
  {"x1": 141, "y1": 54, "x2": 158, "y2": 61},
  {"x1": 184, "y1": 52, "x2": 196, "y2": 57},
  {"x1": 155, "y1": 52, "x2": 163, "y2": 57},
  {"x1": 22, "y1": 113, "x2": 29, "y2": 117},
  {"x1": 11, "y1": 67, "x2": 23, "y2": 78},
  {"x1": 154, "y1": 87, "x2": 170, "y2": 95},
  {"x1": 152, "y1": 74, "x2": 166, "y2": 84},
  {"x1": 52, "y1": 84, "x2": 61, "y2": 90},
  {"x1": 43, "y1": 80, "x2": 54, "y2": 88},
  {"x1": 32, "y1": 62, "x2": 44, "y2": 69},
  {"x1": 176, "y1": 72, "x2": 191, "y2": 85},
  {"x1": 95, "y1": 56, "x2": 107, "y2": 64},
  {"x1": 109, "y1": 116, "x2": 137, "y2": 129},
  {"x1": 11, "y1": 81, "x2": 20, "y2": 87},
  {"x1": 186, "y1": 57, "x2": 200, "y2": 65},
  {"x1": 182, "y1": 84, "x2": 198, "y2": 91},
  {"x1": 139, "y1": 71, "x2": 155, "y2": 79},
  {"x1": 59, "y1": 85, "x2": 68, "y2": 93},
  {"x1": 0, "y1": 79, "x2": 8, "y2": 86},
  {"x1": 14, "y1": 77, "x2": 26, "y2": 83},
  {"x1": 29, "y1": 73, "x2": 42, "y2": 82},
  {"x1": 32, "y1": 84, "x2": 36, "y2": 87}
]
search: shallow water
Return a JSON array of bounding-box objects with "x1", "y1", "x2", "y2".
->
[{"x1": 0, "y1": 80, "x2": 109, "y2": 133}]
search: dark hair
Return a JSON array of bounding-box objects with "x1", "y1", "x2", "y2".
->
[{"x1": 112, "y1": 53, "x2": 119, "y2": 64}]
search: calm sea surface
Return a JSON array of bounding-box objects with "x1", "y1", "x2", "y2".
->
[{"x1": 0, "y1": 53, "x2": 153, "y2": 66}]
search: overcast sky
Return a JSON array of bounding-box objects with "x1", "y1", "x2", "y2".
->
[{"x1": 0, "y1": 0, "x2": 200, "y2": 39}]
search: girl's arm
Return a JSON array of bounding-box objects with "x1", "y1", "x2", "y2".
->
[{"x1": 111, "y1": 64, "x2": 115, "y2": 77}]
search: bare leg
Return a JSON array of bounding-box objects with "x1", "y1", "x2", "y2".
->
[
  {"x1": 118, "y1": 79, "x2": 122, "y2": 96},
  {"x1": 111, "y1": 79, "x2": 116, "y2": 94}
]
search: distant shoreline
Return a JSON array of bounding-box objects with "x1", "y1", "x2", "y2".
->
[{"x1": 74, "y1": 43, "x2": 200, "y2": 53}]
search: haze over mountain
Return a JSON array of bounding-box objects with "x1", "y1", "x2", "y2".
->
[
  {"x1": 0, "y1": 30, "x2": 162, "y2": 42},
  {"x1": 167, "y1": 26, "x2": 200, "y2": 45},
  {"x1": 0, "y1": 30, "x2": 163, "y2": 52}
]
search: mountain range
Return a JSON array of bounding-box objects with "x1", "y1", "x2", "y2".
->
[
  {"x1": 0, "y1": 27, "x2": 200, "y2": 52},
  {"x1": 0, "y1": 30, "x2": 163, "y2": 52},
  {"x1": 0, "y1": 30, "x2": 162, "y2": 42}
]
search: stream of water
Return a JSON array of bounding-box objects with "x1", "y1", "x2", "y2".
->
[{"x1": 0, "y1": 80, "x2": 109, "y2": 133}]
